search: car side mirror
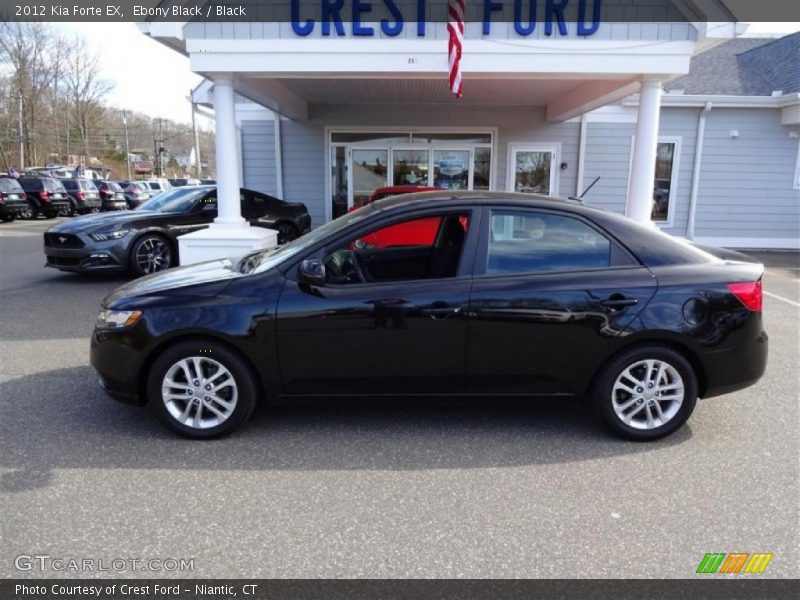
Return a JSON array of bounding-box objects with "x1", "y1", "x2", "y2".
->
[{"x1": 298, "y1": 259, "x2": 326, "y2": 287}]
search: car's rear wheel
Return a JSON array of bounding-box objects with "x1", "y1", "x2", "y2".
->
[
  {"x1": 275, "y1": 222, "x2": 298, "y2": 244},
  {"x1": 130, "y1": 234, "x2": 174, "y2": 276},
  {"x1": 1, "y1": 214, "x2": 15, "y2": 223},
  {"x1": 19, "y1": 205, "x2": 34, "y2": 220},
  {"x1": 147, "y1": 340, "x2": 258, "y2": 439},
  {"x1": 592, "y1": 345, "x2": 697, "y2": 441}
]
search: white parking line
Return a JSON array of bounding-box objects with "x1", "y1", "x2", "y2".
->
[{"x1": 764, "y1": 291, "x2": 800, "y2": 308}]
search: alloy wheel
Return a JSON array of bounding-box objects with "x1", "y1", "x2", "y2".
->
[
  {"x1": 161, "y1": 356, "x2": 239, "y2": 430},
  {"x1": 134, "y1": 236, "x2": 172, "y2": 274},
  {"x1": 611, "y1": 359, "x2": 684, "y2": 430}
]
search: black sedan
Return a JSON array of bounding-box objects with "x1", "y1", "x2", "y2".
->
[
  {"x1": 90, "y1": 191, "x2": 767, "y2": 440},
  {"x1": 44, "y1": 186, "x2": 311, "y2": 275}
]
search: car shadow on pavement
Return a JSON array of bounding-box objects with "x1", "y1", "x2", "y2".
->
[{"x1": 0, "y1": 366, "x2": 693, "y2": 493}]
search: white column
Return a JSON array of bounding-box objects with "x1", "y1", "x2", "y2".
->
[
  {"x1": 212, "y1": 75, "x2": 245, "y2": 226},
  {"x1": 626, "y1": 77, "x2": 663, "y2": 224},
  {"x1": 177, "y1": 75, "x2": 277, "y2": 266}
]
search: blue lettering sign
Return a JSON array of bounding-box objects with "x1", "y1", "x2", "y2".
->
[
  {"x1": 514, "y1": 0, "x2": 536, "y2": 35},
  {"x1": 483, "y1": 0, "x2": 504, "y2": 35},
  {"x1": 382, "y1": 0, "x2": 404, "y2": 36},
  {"x1": 545, "y1": 0, "x2": 569, "y2": 36},
  {"x1": 578, "y1": 0, "x2": 601, "y2": 36},
  {"x1": 352, "y1": 0, "x2": 374, "y2": 36},
  {"x1": 417, "y1": 0, "x2": 426, "y2": 36},
  {"x1": 291, "y1": 0, "x2": 314, "y2": 36},
  {"x1": 322, "y1": 0, "x2": 346, "y2": 36}
]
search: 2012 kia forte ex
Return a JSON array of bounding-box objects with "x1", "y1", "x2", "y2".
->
[{"x1": 90, "y1": 192, "x2": 767, "y2": 441}]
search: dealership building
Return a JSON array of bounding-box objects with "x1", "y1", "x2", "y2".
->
[{"x1": 140, "y1": 2, "x2": 800, "y2": 260}]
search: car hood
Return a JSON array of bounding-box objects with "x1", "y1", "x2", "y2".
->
[
  {"x1": 103, "y1": 258, "x2": 245, "y2": 308},
  {"x1": 47, "y1": 210, "x2": 165, "y2": 233}
]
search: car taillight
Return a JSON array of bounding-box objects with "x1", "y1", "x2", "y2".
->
[
  {"x1": 77, "y1": 191, "x2": 85, "y2": 200},
  {"x1": 39, "y1": 191, "x2": 49, "y2": 201},
  {"x1": 0, "y1": 192, "x2": 4, "y2": 203},
  {"x1": 728, "y1": 280, "x2": 762, "y2": 311}
]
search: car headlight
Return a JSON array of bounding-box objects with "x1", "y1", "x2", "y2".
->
[
  {"x1": 96, "y1": 309, "x2": 142, "y2": 330},
  {"x1": 89, "y1": 229, "x2": 130, "y2": 242}
]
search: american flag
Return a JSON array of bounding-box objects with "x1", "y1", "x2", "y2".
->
[{"x1": 447, "y1": 0, "x2": 465, "y2": 99}]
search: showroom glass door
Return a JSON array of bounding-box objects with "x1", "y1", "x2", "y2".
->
[
  {"x1": 330, "y1": 145, "x2": 348, "y2": 219},
  {"x1": 433, "y1": 149, "x2": 471, "y2": 191},
  {"x1": 392, "y1": 148, "x2": 430, "y2": 186},
  {"x1": 350, "y1": 148, "x2": 389, "y2": 209}
]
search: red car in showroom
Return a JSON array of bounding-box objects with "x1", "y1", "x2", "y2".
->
[{"x1": 353, "y1": 186, "x2": 444, "y2": 248}]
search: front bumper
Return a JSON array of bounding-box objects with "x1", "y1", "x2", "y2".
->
[
  {"x1": 91, "y1": 326, "x2": 148, "y2": 406},
  {"x1": 44, "y1": 233, "x2": 130, "y2": 271}
]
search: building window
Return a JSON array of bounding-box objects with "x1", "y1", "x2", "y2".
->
[
  {"x1": 652, "y1": 141, "x2": 678, "y2": 222},
  {"x1": 628, "y1": 136, "x2": 682, "y2": 225},
  {"x1": 507, "y1": 144, "x2": 560, "y2": 196}
]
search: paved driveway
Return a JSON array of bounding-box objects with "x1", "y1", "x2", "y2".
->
[{"x1": 1, "y1": 218, "x2": 797, "y2": 578}]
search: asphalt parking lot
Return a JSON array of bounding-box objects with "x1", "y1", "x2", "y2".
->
[{"x1": 1, "y1": 217, "x2": 798, "y2": 579}]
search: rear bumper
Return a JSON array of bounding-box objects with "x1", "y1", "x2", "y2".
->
[
  {"x1": 701, "y1": 329, "x2": 768, "y2": 398},
  {"x1": 102, "y1": 199, "x2": 128, "y2": 210},
  {"x1": 0, "y1": 201, "x2": 26, "y2": 216}
]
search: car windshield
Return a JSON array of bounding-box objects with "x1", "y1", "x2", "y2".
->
[
  {"x1": 238, "y1": 205, "x2": 376, "y2": 274},
  {"x1": 136, "y1": 187, "x2": 209, "y2": 213}
]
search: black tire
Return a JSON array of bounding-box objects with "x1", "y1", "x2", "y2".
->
[
  {"x1": 275, "y1": 222, "x2": 298, "y2": 244},
  {"x1": 591, "y1": 345, "x2": 697, "y2": 441},
  {"x1": 147, "y1": 339, "x2": 259, "y2": 439},
  {"x1": 129, "y1": 234, "x2": 174, "y2": 276},
  {"x1": 43, "y1": 210, "x2": 57, "y2": 219},
  {"x1": 20, "y1": 204, "x2": 36, "y2": 220},
  {"x1": 1, "y1": 214, "x2": 15, "y2": 223}
]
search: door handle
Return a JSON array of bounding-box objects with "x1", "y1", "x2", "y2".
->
[
  {"x1": 421, "y1": 302, "x2": 462, "y2": 320},
  {"x1": 600, "y1": 294, "x2": 638, "y2": 310}
]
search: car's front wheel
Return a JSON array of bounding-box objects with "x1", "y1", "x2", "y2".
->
[
  {"x1": 592, "y1": 345, "x2": 697, "y2": 441},
  {"x1": 130, "y1": 234, "x2": 174, "y2": 276},
  {"x1": 147, "y1": 340, "x2": 259, "y2": 439}
]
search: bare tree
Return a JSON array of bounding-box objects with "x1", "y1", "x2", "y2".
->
[{"x1": 63, "y1": 35, "x2": 114, "y2": 163}]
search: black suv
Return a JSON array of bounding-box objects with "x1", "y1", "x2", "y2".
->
[
  {"x1": 61, "y1": 178, "x2": 102, "y2": 216},
  {"x1": 95, "y1": 181, "x2": 128, "y2": 210},
  {"x1": 18, "y1": 176, "x2": 70, "y2": 219},
  {"x1": 0, "y1": 177, "x2": 28, "y2": 222}
]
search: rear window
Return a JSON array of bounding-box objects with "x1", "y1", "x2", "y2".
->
[
  {"x1": 107, "y1": 182, "x2": 122, "y2": 191},
  {"x1": 148, "y1": 182, "x2": 160, "y2": 190},
  {"x1": 0, "y1": 178, "x2": 24, "y2": 193},
  {"x1": 62, "y1": 180, "x2": 78, "y2": 190},
  {"x1": 80, "y1": 180, "x2": 98, "y2": 191}
]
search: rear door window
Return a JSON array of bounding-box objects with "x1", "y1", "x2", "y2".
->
[{"x1": 486, "y1": 210, "x2": 614, "y2": 276}]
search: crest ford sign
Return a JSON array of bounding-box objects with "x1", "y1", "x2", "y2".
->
[{"x1": 291, "y1": 0, "x2": 603, "y2": 37}]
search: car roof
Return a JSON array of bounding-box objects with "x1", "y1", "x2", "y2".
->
[{"x1": 370, "y1": 190, "x2": 587, "y2": 213}]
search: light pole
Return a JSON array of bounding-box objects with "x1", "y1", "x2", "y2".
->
[{"x1": 122, "y1": 111, "x2": 131, "y2": 180}]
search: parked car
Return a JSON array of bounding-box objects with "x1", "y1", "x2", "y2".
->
[
  {"x1": 168, "y1": 178, "x2": 200, "y2": 187},
  {"x1": 44, "y1": 186, "x2": 311, "y2": 275},
  {"x1": 94, "y1": 181, "x2": 129, "y2": 211},
  {"x1": 143, "y1": 178, "x2": 173, "y2": 196},
  {"x1": 61, "y1": 178, "x2": 102, "y2": 216},
  {"x1": 18, "y1": 176, "x2": 70, "y2": 219},
  {"x1": 200, "y1": 179, "x2": 216, "y2": 185},
  {"x1": 89, "y1": 191, "x2": 767, "y2": 440},
  {"x1": 118, "y1": 181, "x2": 151, "y2": 208},
  {"x1": 0, "y1": 177, "x2": 29, "y2": 222}
]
